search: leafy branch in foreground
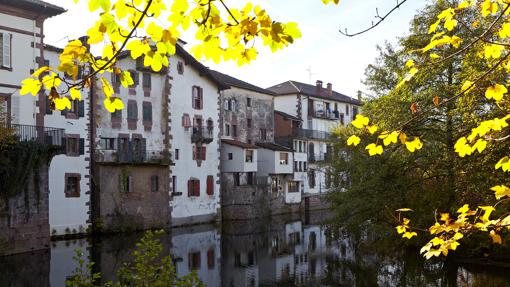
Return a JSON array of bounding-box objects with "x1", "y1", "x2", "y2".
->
[{"x1": 66, "y1": 230, "x2": 204, "y2": 287}]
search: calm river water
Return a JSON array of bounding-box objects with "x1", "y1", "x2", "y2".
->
[{"x1": 1, "y1": 211, "x2": 510, "y2": 287}]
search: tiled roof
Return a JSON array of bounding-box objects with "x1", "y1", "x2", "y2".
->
[
  {"x1": 274, "y1": 110, "x2": 301, "y2": 122},
  {"x1": 210, "y1": 70, "x2": 276, "y2": 96},
  {"x1": 0, "y1": 0, "x2": 66, "y2": 17},
  {"x1": 268, "y1": 80, "x2": 361, "y2": 105},
  {"x1": 221, "y1": 139, "x2": 259, "y2": 149},
  {"x1": 256, "y1": 142, "x2": 292, "y2": 152}
]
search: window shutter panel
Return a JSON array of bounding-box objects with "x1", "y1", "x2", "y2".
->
[
  {"x1": 79, "y1": 138, "x2": 85, "y2": 155},
  {"x1": 195, "y1": 180, "x2": 200, "y2": 196},
  {"x1": 202, "y1": 146, "x2": 206, "y2": 161},
  {"x1": 2, "y1": 32, "x2": 11, "y2": 68},
  {"x1": 62, "y1": 137, "x2": 67, "y2": 151},
  {"x1": 192, "y1": 146, "x2": 196, "y2": 160},
  {"x1": 78, "y1": 100, "x2": 85, "y2": 117},
  {"x1": 207, "y1": 176, "x2": 213, "y2": 195},
  {"x1": 191, "y1": 86, "x2": 196, "y2": 109},
  {"x1": 187, "y1": 180, "x2": 192, "y2": 197},
  {"x1": 199, "y1": 88, "x2": 203, "y2": 109}
]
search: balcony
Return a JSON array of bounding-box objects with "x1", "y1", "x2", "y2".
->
[
  {"x1": 191, "y1": 126, "x2": 214, "y2": 144},
  {"x1": 296, "y1": 129, "x2": 331, "y2": 141},
  {"x1": 308, "y1": 152, "x2": 331, "y2": 163},
  {"x1": 3, "y1": 123, "x2": 65, "y2": 150},
  {"x1": 313, "y1": 110, "x2": 339, "y2": 120},
  {"x1": 95, "y1": 148, "x2": 172, "y2": 165}
]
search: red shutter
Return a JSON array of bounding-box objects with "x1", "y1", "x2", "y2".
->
[
  {"x1": 192, "y1": 86, "x2": 196, "y2": 109},
  {"x1": 199, "y1": 87, "x2": 204, "y2": 110},
  {"x1": 187, "y1": 180, "x2": 193, "y2": 197},
  {"x1": 207, "y1": 249, "x2": 215, "y2": 269},
  {"x1": 194, "y1": 180, "x2": 200, "y2": 196},
  {"x1": 207, "y1": 176, "x2": 214, "y2": 195},
  {"x1": 201, "y1": 146, "x2": 206, "y2": 161}
]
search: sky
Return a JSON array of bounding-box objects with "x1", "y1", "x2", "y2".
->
[{"x1": 42, "y1": 0, "x2": 428, "y2": 98}]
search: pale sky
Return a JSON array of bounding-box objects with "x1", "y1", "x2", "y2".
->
[{"x1": 43, "y1": 0, "x2": 428, "y2": 98}]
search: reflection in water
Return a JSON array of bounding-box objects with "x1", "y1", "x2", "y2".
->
[{"x1": 1, "y1": 211, "x2": 510, "y2": 287}]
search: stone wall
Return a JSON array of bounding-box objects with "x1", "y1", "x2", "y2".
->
[
  {"x1": 92, "y1": 164, "x2": 170, "y2": 233},
  {"x1": 0, "y1": 249, "x2": 50, "y2": 287},
  {"x1": 0, "y1": 165, "x2": 50, "y2": 256}
]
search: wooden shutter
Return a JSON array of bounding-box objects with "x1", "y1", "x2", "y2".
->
[
  {"x1": 199, "y1": 87, "x2": 203, "y2": 109},
  {"x1": 187, "y1": 180, "x2": 193, "y2": 197},
  {"x1": 207, "y1": 249, "x2": 215, "y2": 269},
  {"x1": 201, "y1": 146, "x2": 206, "y2": 160},
  {"x1": 207, "y1": 176, "x2": 214, "y2": 195},
  {"x1": 78, "y1": 100, "x2": 85, "y2": 117},
  {"x1": 194, "y1": 180, "x2": 200, "y2": 196},
  {"x1": 192, "y1": 86, "x2": 197, "y2": 109},
  {"x1": 2, "y1": 32, "x2": 11, "y2": 68},
  {"x1": 79, "y1": 138, "x2": 85, "y2": 155}
]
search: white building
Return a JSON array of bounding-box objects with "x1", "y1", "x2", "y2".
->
[
  {"x1": 44, "y1": 45, "x2": 91, "y2": 236},
  {"x1": 269, "y1": 80, "x2": 361, "y2": 195},
  {"x1": 168, "y1": 44, "x2": 227, "y2": 226}
]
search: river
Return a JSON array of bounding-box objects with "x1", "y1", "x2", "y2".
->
[{"x1": 1, "y1": 211, "x2": 509, "y2": 287}]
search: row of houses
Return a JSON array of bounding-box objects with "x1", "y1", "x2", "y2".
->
[{"x1": 0, "y1": 0, "x2": 361, "y2": 238}]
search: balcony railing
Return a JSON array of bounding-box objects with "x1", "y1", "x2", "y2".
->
[
  {"x1": 313, "y1": 110, "x2": 339, "y2": 120},
  {"x1": 308, "y1": 153, "x2": 331, "y2": 163},
  {"x1": 2, "y1": 123, "x2": 65, "y2": 149},
  {"x1": 296, "y1": 129, "x2": 331, "y2": 141},
  {"x1": 191, "y1": 126, "x2": 214, "y2": 143},
  {"x1": 95, "y1": 149, "x2": 171, "y2": 165}
]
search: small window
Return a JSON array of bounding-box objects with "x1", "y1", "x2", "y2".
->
[
  {"x1": 225, "y1": 124, "x2": 230, "y2": 136},
  {"x1": 127, "y1": 101, "x2": 138, "y2": 120},
  {"x1": 232, "y1": 125, "x2": 237, "y2": 137},
  {"x1": 66, "y1": 136, "x2": 80, "y2": 156},
  {"x1": 189, "y1": 252, "x2": 201, "y2": 270},
  {"x1": 143, "y1": 102, "x2": 152, "y2": 122},
  {"x1": 175, "y1": 149, "x2": 179, "y2": 160},
  {"x1": 247, "y1": 118, "x2": 252, "y2": 128},
  {"x1": 260, "y1": 128, "x2": 267, "y2": 141},
  {"x1": 151, "y1": 175, "x2": 159, "y2": 192},
  {"x1": 1, "y1": 32, "x2": 12, "y2": 68},
  {"x1": 192, "y1": 86, "x2": 203, "y2": 109},
  {"x1": 100, "y1": 137, "x2": 116, "y2": 150},
  {"x1": 187, "y1": 179, "x2": 200, "y2": 197},
  {"x1": 177, "y1": 61, "x2": 184, "y2": 74},
  {"x1": 193, "y1": 145, "x2": 206, "y2": 161},
  {"x1": 172, "y1": 176, "x2": 179, "y2": 195},
  {"x1": 143, "y1": 73, "x2": 151, "y2": 88},
  {"x1": 345, "y1": 105, "x2": 349, "y2": 115},
  {"x1": 65, "y1": 174, "x2": 80, "y2": 198},
  {"x1": 228, "y1": 153, "x2": 233, "y2": 160},
  {"x1": 279, "y1": 153, "x2": 288, "y2": 165},
  {"x1": 288, "y1": 182, "x2": 299, "y2": 193},
  {"x1": 247, "y1": 97, "x2": 252, "y2": 107},
  {"x1": 182, "y1": 113, "x2": 191, "y2": 129},
  {"x1": 122, "y1": 175, "x2": 132, "y2": 193},
  {"x1": 245, "y1": 150, "x2": 254, "y2": 163}
]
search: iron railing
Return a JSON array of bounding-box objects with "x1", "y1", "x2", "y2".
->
[
  {"x1": 308, "y1": 153, "x2": 330, "y2": 163},
  {"x1": 2, "y1": 123, "x2": 65, "y2": 147},
  {"x1": 313, "y1": 110, "x2": 339, "y2": 120},
  {"x1": 95, "y1": 149, "x2": 171, "y2": 164},
  {"x1": 191, "y1": 126, "x2": 214, "y2": 143},
  {"x1": 296, "y1": 129, "x2": 331, "y2": 141}
]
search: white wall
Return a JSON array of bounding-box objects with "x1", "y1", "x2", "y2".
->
[
  {"x1": 168, "y1": 51, "x2": 221, "y2": 223},
  {"x1": 274, "y1": 95, "x2": 298, "y2": 119},
  {"x1": 45, "y1": 48, "x2": 91, "y2": 236},
  {"x1": 221, "y1": 144, "x2": 257, "y2": 173}
]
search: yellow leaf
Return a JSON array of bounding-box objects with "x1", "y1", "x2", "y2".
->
[
  {"x1": 379, "y1": 131, "x2": 399, "y2": 146},
  {"x1": 103, "y1": 97, "x2": 124, "y2": 113},
  {"x1": 53, "y1": 97, "x2": 72, "y2": 111},
  {"x1": 495, "y1": 156, "x2": 510, "y2": 172},
  {"x1": 403, "y1": 232, "x2": 417, "y2": 239},
  {"x1": 430, "y1": 53, "x2": 440, "y2": 59},
  {"x1": 484, "y1": 44, "x2": 504, "y2": 59},
  {"x1": 20, "y1": 78, "x2": 42, "y2": 96},
  {"x1": 69, "y1": 88, "x2": 82, "y2": 100},
  {"x1": 365, "y1": 143, "x2": 383, "y2": 156},
  {"x1": 101, "y1": 78, "x2": 114, "y2": 98},
  {"x1": 429, "y1": 20, "x2": 440, "y2": 34},
  {"x1": 346, "y1": 135, "x2": 361, "y2": 146},
  {"x1": 444, "y1": 18, "x2": 458, "y2": 31},
  {"x1": 42, "y1": 73, "x2": 62, "y2": 90},
  {"x1": 32, "y1": 66, "x2": 50, "y2": 77},
  {"x1": 481, "y1": 0, "x2": 498, "y2": 17},
  {"x1": 471, "y1": 139, "x2": 487, "y2": 153},
  {"x1": 405, "y1": 137, "x2": 423, "y2": 152},
  {"x1": 405, "y1": 59, "x2": 414, "y2": 68},
  {"x1": 454, "y1": 137, "x2": 472, "y2": 157},
  {"x1": 490, "y1": 230, "x2": 502, "y2": 244},
  {"x1": 491, "y1": 185, "x2": 510, "y2": 200},
  {"x1": 367, "y1": 125, "x2": 378, "y2": 135},
  {"x1": 120, "y1": 70, "x2": 134, "y2": 88},
  {"x1": 351, "y1": 115, "x2": 369, "y2": 129},
  {"x1": 457, "y1": 204, "x2": 470, "y2": 214},
  {"x1": 485, "y1": 84, "x2": 507, "y2": 101},
  {"x1": 461, "y1": 80, "x2": 475, "y2": 94},
  {"x1": 396, "y1": 208, "x2": 413, "y2": 212}
]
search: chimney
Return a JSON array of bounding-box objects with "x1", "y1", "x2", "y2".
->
[
  {"x1": 357, "y1": 90, "x2": 362, "y2": 101},
  {"x1": 316, "y1": 80, "x2": 323, "y2": 95},
  {"x1": 327, "y1": 83, "x2": 332, "y2": 96}
]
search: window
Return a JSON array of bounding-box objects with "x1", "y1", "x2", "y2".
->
[
  {"x1": 187, "y1": 179, "x2": 200, "y2": 197},
  {"x1": 247, "y1": 172, "x2": 254, "y2": 185},
  {"x1": 177, "y1": 61, "x2": 184, "y2": 74},
  {"x1": 100, "y1": 137, "x2": 116, "y2": 150},
  {"x1": 299, "y1": 162, "x2": 302, "y2": 172},
  {"x1": 245, "y1": 150, "x2": 254, "y2": 162},
  {"x1": 340, "y1": 114, "x2": 345, "y2": 125},
  {"x1": 65, "y1": 174, "x2": 80, "y2": 198},
  {"x1": 193, "y1": 145, "x2": 206, "y2": 160},
  {"x1": 143, "y1": 102, "x2": 152, "y2": 122},
  {"x1": 151, "y1": 175, "x2": 159, "y2": 192},
  {"x1": 247, "y1": 118, "x2": 252, "y2": 128},
  {"x1": 1, "y1": 32, "x2": 12, "y2": 68},
  {"x1": 207, "y1": 175, "x2": 214, "y2": 195},
  {"x1": 233, "y1": 172, "x2": 240, "y2": 186},
  {"x1": 207, "y1": 249, "x2": 215, "y2": 269},
  {"x1": 112, "y1": 109, "x2": 121, "y2": 121},
  {"x1": 304, "y1": 162, "x2": 307, "y2": 171},
  {"x1": 228, "y1": 153, "x2": 233, "y2": 160},
  {"x1": 225, "y1": 124, "x2": 231, "y2": 136},
  {"x1": 294, "y1": 161, "x2": 298, "y2": 171},
  {"x1": 192, "y1": 86, "x2": 203, "y2": 109},
  {"x1": 308, "y1": 170, "x2": 316, "y2": 188},
  {"x1": 142, "y1": 73, "x2": 151, "y2": 88},
  {"x1": 346, "y1": 105, "x2": 349, "y2": 115},
  {"x1": 232, "y1": 125, "x2": 237, "y2": 137},
  {"x1": 188, "y1": 252, "x2": 201, "y2": 270},
  {"x1": 122, "y1": 175, "x2": 132, "y2": 192},
  {"x1": 172, "y1": 176, "x2": 177, "y2": 195},
  {"x1": 182, "y1": 113, "x2": 191, "y2": 129},
  {"x1": 260, "y1": 128, "x2": 267, "y2": 141},
  {"x1": 66, "y1": 135, "x2": 82, "y2": 156},
  {"x1": 129, "y1": 70, "x2": 139, "y2": 86},
  {"x1": 127, "y1": 101, "x2": 138, "y2": 120},
  {"x1": 279, "y1": 153, "x2": 289, "y2": 165},
  {"x1": 247, "y1": 97, "x2": 252, "y2": 107},
  {"x1": 175, "y1": 149, "x2": 179, "y2": 160}
]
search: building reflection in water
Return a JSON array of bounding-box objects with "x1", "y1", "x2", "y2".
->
[{"x1": 2, "y1": 211, "x2": 510, "y2": 287}]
